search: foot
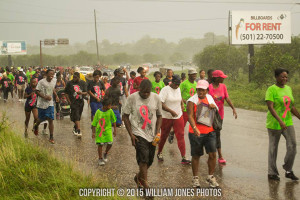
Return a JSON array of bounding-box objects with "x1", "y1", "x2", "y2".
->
[
  {"x1": 98, "y1": 158, "x2": 105, "y2": 166},
  {"x1": 49, "y1": 138, "x2": 55, "y2": 144},
  {"x1": 157, "y1": 152, "x2": 164, "y2": 162},
  {"x1": 72, "y1": 127, "x2": 78, "y2": 136},
  {"x1": 32, "y1": 124, "x2": 39, "y2": 136},
  {"x1": 134, "y1": 174, "x2": 144, "y2": 188},
  {"x1": 285, "y1": 171, "x2": 299, "y2": 181},
  {"x1": 103, "y1": 152, "x2": 108, "y2": 162},
  {"x1": 206, "y1": 175, "x2": 219, "y2": 188},
  {"x1": 24, "y1": 130, "x2": 28, "y2": 138},
  {"x1": 268, "y1": 174, "x2": 280, "y2": 181},
  {"x1": 181, "y1": 157, "x2": 191, "y2": 165},
  {"x1": 168, "y1": 131, "x2": 175, "y2": 144},
  {"x1": 192, "y1": 176, "x2": 201, "y2": 188},
  {"x1": 42, "y1": 129, "x2": 48, "y2": 135},
  {"x1": 77, "y1": 129, "x2": 82, "y2": 138},
  {"x1": 218, "y1": 158, "x2": 226, "y2": 164}
]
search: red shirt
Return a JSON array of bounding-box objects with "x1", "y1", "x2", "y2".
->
[{"x1": 133, "y1": 76, "x2": 149, "y2": 91}]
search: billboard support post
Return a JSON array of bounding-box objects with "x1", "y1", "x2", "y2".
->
[
  {"x1": 40, "y1": 40, "x2": 43, "y2": 68},
  {"x1": 248, "y1": 44, "x2": 254, "y2": 82}
]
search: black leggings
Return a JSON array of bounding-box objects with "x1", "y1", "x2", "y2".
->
[{"x1": 216, "y1": 119, "x2": 223, "y2": 149}]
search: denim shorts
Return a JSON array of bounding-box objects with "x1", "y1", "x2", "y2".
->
[{"x1": 189, "y1": 132, "x2": 216, "y2": 156}]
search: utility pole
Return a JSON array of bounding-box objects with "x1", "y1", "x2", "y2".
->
[
  {"x1": 248, "y1": 44, "x2": 254, "y2": 82},
  {"x1": 40, "y1": 40, "x2": 43, "y2": 68},
  {"x1": 94, "y1": 9, "x2": 100, "y2": 65}
]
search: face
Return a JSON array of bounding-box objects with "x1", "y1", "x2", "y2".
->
[
  {"x1": 139, "y1": 88, "x2": 151, "y2": 99},
  {"x1": 103, "y1": 104, "x2": 112, "y2": 110},
  {"x1": 46, "y1": 71, "x2": 54, "y2": 81},
  {"x1": 200, "y1": 71, "x2": 205, "y2": 79},
  {"x1": 167, "y1": 70, "x2": 173, "y2": 78},
  {"x1": 189, "y1": 73, "x2": 197, "y2": 81},
  {"x1": 57, "y1": 75, "x2": 62, "y2": 81},
  {"x1": 73, "y1": 75, "x2": 80, "y2": 82},
  {"x1": 217, "y1": 77, "x2": 224, "y2": 83},
  {"x1": 130, "y1": 74, "x2": 136, "y2": 79},
  {"x1": 276, "y1": 72, "x2": 288, "y2": 85},
  {"x1": 140, "y1": 69, "x2": 146, "y2": 77},
  {"x1": 30, "y1": 79, "x2": 37, "y2": 88},
  {"x1": 197, "y1": 88, "x2": 207, "y2": 99},
  {"x1": 170, "y1": 82, "x2": 180, "y2": 89},
  {"x1": 155, "y1": 74, "x2": 161, "y2": 82},
  {"x1": 118, "y1": 72, "x2": 124, "y2": 78},
  {"x1": 93, "y1": 75, "x2": 100, "y2": 82}
]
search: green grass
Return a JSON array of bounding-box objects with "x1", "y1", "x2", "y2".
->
[{"x1": 0, "y1": 114, "x2": 127, "y2": 200}]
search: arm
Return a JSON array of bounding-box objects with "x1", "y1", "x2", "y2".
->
[
  {"x1": 112, "y1": 122, "x2": 117, "y2": 136},
  {"x1": 181, "y1": 99, "x2": 184, "y2": 111},
  {"x1": 266, "y1": 100, "x2": 287, "y2": 130},
  {"x1": 88, "y1": 90, "x2": 100, "y2": 102},
  {"x1": 187, "y1": 101, "x2": 200, "y2": 136},
  {"x1": 53, "y1": 90, "x2": 59, "y2": 102},
  {"x1": 92, "y1": 126, "x2": 96, "y2": 139},
  {"x1": 124, "y1": 85, "x2": 128, "y2": 97},
  {"x1": 155, "y1": 115, "x2": 162, "y2": 135},
  {"x1": 123, "y1": 113, "x2": 138, "y2": 147},
  {"x1": 225, "y1": 97, "x2": 237, "y2": 119},
  {"x1": 291, "y1": 106, "x2": 300, "y2": 120},
  {"x1": 36, "y1": 90, "x2": 51, "y2": 101},
  {"x1": 124, "y1": 69, "x2": 130, "y2": 81}
]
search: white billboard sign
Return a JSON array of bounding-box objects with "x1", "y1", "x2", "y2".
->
[
  {"x1": 229, "y1": 11, "x2": 291, "y2": 45},
  {"x1": 0, "y1": 41, "x2": 27, "y2": 55}
]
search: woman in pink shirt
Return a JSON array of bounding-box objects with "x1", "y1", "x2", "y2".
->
[
  {"x1": 208, "y1": 70, "x2": 237, "y2": 164},
  {"x1": 127, "y1": 71, "x2": 137, "y2": 94}
]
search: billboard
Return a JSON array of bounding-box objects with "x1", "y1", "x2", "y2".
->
[
  {"x1": 0, "y1": 41, "x2": 27, "y2": 55},
  {"x1": 229, "y1": 11, "x2": 291, "y2": 45}
]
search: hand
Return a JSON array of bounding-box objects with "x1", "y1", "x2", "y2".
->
[
  {"x1": 123, "y1": 68, "x2": 127, "y2": 73},
  {"x1": 56, "y1": 97, "x2": 59, "y2": 103},
  {"x1": 113, "y1": 130, "x2": 117, "y2": 137},
  {"x1": 97, "y1": 98, "x2": 101, "y2": 103},
  {"x1": 209, "y1": 104, "x2": 216, "y2": 109},
  {"x1": 76, "y1": 91, "x2": 82, "y2": 95},
  {"x1": 170, "y1": 111, "x2": 178, "y2": 118},
  {"x1": 92, "y1": 133, "x2": 95, "y2": 139},
  {"x1": 44, "y1": 95, "x2": 52, "y2": 101},
  {"x1": 279, "y1": 121, "x2": 287, "y2": 130},
  {"x1": 130, "y1": 134, "x2": 138, "y2": 147},
  {"x1": 233, "y1": 109, "x2": 237, "y2": 119},
  {"x1": 193, "y1": 127, "x2": 200, "y2": 136}
]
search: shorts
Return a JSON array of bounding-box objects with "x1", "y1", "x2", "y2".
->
[
  {"x1": 135, "y1": 135, "x2": 156, "y2": 167},
  {"x1": 38, "y1": 106, "x2": 54, "y2": 121},
  {"x1": 17, "y1": 84, "x2": 25, "y2": 90},
  {"x1": 189, "y1": 132, "x2": 216, "y2": 157},
  {"x1": 25, "y1": 105, "x2": 37, "y2": 112},
  {"x1": 112, "y1": 108, "x2": 122, "y2": 125},
  {"x1": 70, "y1": 103, "x2": 84, "y2": 122},
  {"x1": 96, "y1": 142, "x2": 113, "y2": 146},
  {"x1": 90, "y1": 101, "x2": 103, "y2": 117}
]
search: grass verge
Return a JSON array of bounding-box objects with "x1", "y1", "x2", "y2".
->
[{"x1": 0, "y1": 114, "x2": 127, "y2": 200}]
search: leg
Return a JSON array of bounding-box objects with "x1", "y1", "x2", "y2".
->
[
  {"x1": 48, "y1": 119, "x2": 54, "y2": 139},
  {"x1": 216, "y1": 130, "x2": 223, "y2": 159},
  {"x1": 173, "y1": 116, "x2": 186, "y2": 157},
  {"x1": 32, "y1": 108, "x2": 38, "y2": 125},
  {"x1": 24, "y1": 111, "x2": 31, "y2": 134},
  {"x1": 282, "y1": 126, "x2": 297, "y2": 172},
  {"x1": 158, "y1": 118, "x2": 172, "y2": 153},
  {"x1": 105, "y1": 144, "x2": 113, "y2": 154},
  {"x1": 182, "y1": 111, "x2": 189, "y2": 127},
  {"x1": 208, "y1": 152, "x2": 217, "y2": 175},
  {"x1": 98, "y1": 145, "x2": 103, "y2": 159},
  {"x1": 191, "y1": 156, "x2": 200, "y2": 176},
  {"x1": 268, "y1": 129, "x2": 282, "y2": 175},
  {"x1": 138, "y1": 163, "x2": 149, "y2": 188},
  {"x1": 43, "y1": 123, "x2": 47, "y2": 130}
]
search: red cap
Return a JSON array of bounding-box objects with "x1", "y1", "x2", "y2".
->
[{"x1": 212, "y1": 70, "x2": 227, "y2": 78}]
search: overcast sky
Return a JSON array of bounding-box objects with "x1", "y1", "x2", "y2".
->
[{"x1": 1, "y1": 0, "x2": 300, "y2": 45}]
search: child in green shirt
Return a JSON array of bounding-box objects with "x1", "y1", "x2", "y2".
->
[
  {"x1": 151, "y1": 71, "x2": 164, "y2": 94},
  {"x1": 92, "y1": 97, "x2": 117, "y2": 166}
]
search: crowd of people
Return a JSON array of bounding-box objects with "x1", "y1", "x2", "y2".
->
[{"x1": 0, "y1": 65, "x2": 299, "y2": 190}]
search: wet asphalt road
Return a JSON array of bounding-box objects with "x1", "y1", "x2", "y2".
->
[{"x1": 1, "y1": 98, "x2": 300, "y2": 200}]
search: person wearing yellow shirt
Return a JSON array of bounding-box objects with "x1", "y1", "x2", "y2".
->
[{"x1": 70, "y1": 67, "x2": 86, "y2": 82}]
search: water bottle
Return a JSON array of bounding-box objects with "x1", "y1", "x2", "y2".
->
[{"x1": 152, "y1": 133, "x2": 161, "y2": 146}]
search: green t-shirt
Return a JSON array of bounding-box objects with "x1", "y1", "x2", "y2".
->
[
  {"x1": 26, "y1": 71, "x2": 36, "y2": 83},
  {"x1": 91, "y1": 109, "x2": 116, "y2": 144},
  {"x1": 151, "y1": 80, "x2": 165, "y2": 94},
  {"x1": 7, "y1": 74, "x2": 14, "y2": 82},
  {"x1": 265, "y1": 84, "x2": 294, "y2": 130},
  {"x1": 180, "y1": 79, "x2": 197, "y2": 112}
]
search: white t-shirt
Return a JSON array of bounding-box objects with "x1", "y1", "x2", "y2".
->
[
  {"x1": 123, "y1": 92, "x2": 162, "y2": 142},
  {"x1": 36, "y1": 78, "x2": 57, "y2": 109},
  {"x1": 159, "y1": 85, "x2": 182, "y2": 119}
]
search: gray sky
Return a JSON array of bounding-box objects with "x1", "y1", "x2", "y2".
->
[{"x1": 1, "y1": 0, "x2": 300, "y2": 45}]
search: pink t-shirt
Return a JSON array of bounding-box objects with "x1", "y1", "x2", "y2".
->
[
  {"x1": 208, "y1": 83, "x2": 229, "y2": 119},
  {"x1": 128, "y1": 78, "x2": 138, "y2": 94}
]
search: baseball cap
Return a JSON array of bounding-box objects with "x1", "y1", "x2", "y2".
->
[
  {"x1": 19, "y1": 69, "x2": 23, "y2": 72},
  {"x1": 212, "y1": 70, "x2": 227, "y2": 78},
  {"x1": 196, "y1": 80, "x2": 209, "y2": 89},
  {"x1": 171, "y1": 75, "x2": 181, "y2": 85},
  {"x1": 116, "y1": 68, "x2": 124, "y2": 74},
  {"x1": 188, "y1": 68, "x2": 197, "y2": 75}
]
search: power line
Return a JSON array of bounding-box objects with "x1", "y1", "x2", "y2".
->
[{"x1": 92, "y1": 0, "x2": 298, "y2": 4}]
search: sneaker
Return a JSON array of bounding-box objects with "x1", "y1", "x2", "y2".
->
[
  {"x1": 206, "y1": 176, "x2": 219, "y2": 188},
  {"x1": 42, "y1": 129, "x2": 48, "y2": 135},
  {"x1": 72, "y1": 127, "x2": 78, "y2": 136},
  {"x1": 285, "y1": 171, "x2": 299, "y2": 181},
  {"x1": 268, "y1": 174, "x2": 280, "y2": 181},
  {"x1": 98, "y1": 158, "x2": 105, "y2": 166},
  {"x1": 32, "y1": 124, "x2": 39, "y2": 136},
  {"x1": 49, "y1": 138, "x2": 55, "y2": 144},
  {"x1": 181, "y1": 157, "x2": 191, "y2": 165},
  {"x1": 218, "y1": 158, "x2": 226, "y2": 164},
  {"x1": 77, "y1": 130, "x2": 82, "y2": 138},
  {"x1": 168, "y1": 131, "x2": 175, "y2": 144},
  {"x1": 157, "y1": 152, "x2": 164, "y2": 162},
  {"x1": 103, "y1": 152, "x2": 108, "y2": 162},
  {"x1": 192, "y1": 176, "x2": 201, "y2": 188}
]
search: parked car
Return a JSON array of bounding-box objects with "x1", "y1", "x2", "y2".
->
[{"x1": 80, "y1": 66, "x2": 94, "y2": 76}]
